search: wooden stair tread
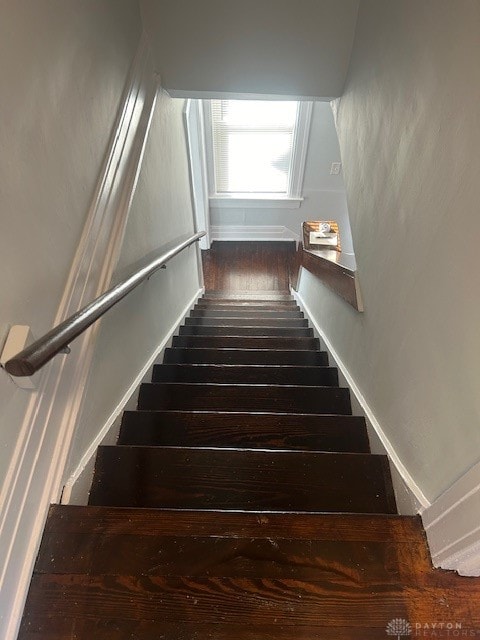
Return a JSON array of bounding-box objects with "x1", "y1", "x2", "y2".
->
[
  {"x1": 30, "y1": 537, "x2": 412, "y2": 581},
  {"x1": 164, "y1": 347, "x2": 329, "y2": 365},
  {"x1": 179, "y1": 324, "x2": 313, "y2": 338},
  {"x1": 21, "y1": 573, "x2": 414, "y2": 628},
  {"x1": 203, "y1": 292, "x2": 294, "y2": 300},
  {"x1": 38, "y1": 505, "x2": 425, "y2": 540},
  {"x1": 17, "y1": 620, "x2": 438, "y2": 640},
  {"x1": 191, "y1": 303, "x2": 304, "y2": 318},
  {"x1": 190, "y1": 309, "x2": 308, "y2": 318},
  {"x1": 20, "y1": 509, "x2": 474, "y2": 639},
  {"x1": 89, "y1": 446, "x2": 396, "y2": 513},
  {"x1": 179, "y1": 326, "x2": 314, "y2": 337},
  {"x1": 152, "y1": 364, "x2": 338, "y2": 385},
  {"x1": 137, "y1": 382, "x2": 351, "y2": 413},
  {"x1": 34, "y1": 506, "x2": 425, "y2": 578},
  {"x1": 201, "y1": 297, "x2": 296, "y2": 302},
  {"x1": 196, "y1": 300, "x2": 299, "y2": 308},
  {"x1": 22, "y1": 571, "x2": 480, "y2": 629},
  {"x1": 185, "y1": 316, "x2": 308, "y2": 325},
  {"x1": 201, "y1": 298, "x2": 293, "y2": 302},
  {"x1": 118, "y1": 410, "x2": 369, "y2": 451},
  {"x1": 172, "y1": 335, "x2": 320, "y2": 349},
  {"x1": 195, "y1": 296, "x2": 298, "y2": 307}
]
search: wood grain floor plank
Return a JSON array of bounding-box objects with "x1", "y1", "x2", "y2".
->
[
  {"x1": 179, "y1": 326, "x2": 314, "y2": 337},
  {"x1": 89, "y1": 447, "x2": 396, "y2": 513},
  {"x1": 42, "y1": 506, "x2": 421, "y2": 541},
  {"x1": 163, "y1": 347, "x2": 329, "y2": 365},
  {"x1": 34, "y1": 535, "x2": 401, "y2": 583},
  {"x1": 172, "y1": 335, "x2": 320, "y2": 349},
  {"x1": 203, "y1": 294, "x2": 294, "y2": 301},
  {"x1": 23, "y1": 574, "x2": 480, "y2": 632},
  {"x1": 22, "y1": 574, "x2": 411, "y2": 626},
  {"x1": 185, "y1": 316, "x2": 308, "y2": 326},
  {"x1": 17, "y1": 618, "x2": 415, "y2": 640},
  {"x1": 118, "y1": 410, "x2": 366, "y2": 450},
  {"x1": 201, "y1": 242, "x2": 294, "y2": 292},
  {"x1": 190, "y1": 302, "x2": 304, "y2": 318},
  {"x1": 137, "y1": 382, "x2": 351, "y2": 413},
  {"x1": 151, "y1": 364, "x2": 339, "y2": 386}
]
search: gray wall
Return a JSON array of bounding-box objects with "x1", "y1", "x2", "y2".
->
[
  {"x1": 0, "y1": 0, "x2": 141, "y2": 496},
  {"x1": 211, "y1": 102, "x2": 354, "y2": 253},
  {"x1": 64, "y1": 92, "x2": 200, "y2": 479},
  {"x1": 298, "y1": 0, "x2": 480, "y2": 502},
  {"x1": 140, "y1": 0, "x2": 359, "y2": 99}
]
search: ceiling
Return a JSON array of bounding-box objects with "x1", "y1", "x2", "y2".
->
[{"x1": 140, "y1": 0, "x2": 360, "y2": 100}]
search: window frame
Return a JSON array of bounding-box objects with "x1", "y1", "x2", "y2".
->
[{"x1": 203, "y1": 99, "x2": 313, "y2": 209}]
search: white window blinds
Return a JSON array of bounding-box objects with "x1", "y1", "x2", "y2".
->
[{"x1": 210, "y1": 100, "x2": 299, "y2": 195}]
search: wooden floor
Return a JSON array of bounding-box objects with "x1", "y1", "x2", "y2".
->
[
  {"x1": 19, "y1": 242, "x2": 480, "y2": 639},
  {"x1": 21, "y1": 508, "x2": 480, "y2": 639},
  {"x1": 202, "y1": 240, "x2": 295, "y2": 291}
]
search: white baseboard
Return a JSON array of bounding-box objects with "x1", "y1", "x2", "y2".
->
[
  {"x1": 61, "y1": 287, "x2": 203, "y2": 505},
  {"x1": 422, "y1": 460, "x2": 480, "y2": 575},
  {"x1": 210, "y1": 225, "x2": 299, "y2": 243},
  {"x1": 292, "y1": 287, "x2": 430, "y2": 516}
]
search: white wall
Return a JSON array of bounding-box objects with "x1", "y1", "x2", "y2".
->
[
  {"x1": 64, "y1": 91, "x2": 201, "y2": 483},
  {"x1": 210, "y1": 102, "x2": 355, "y2": 253},
  {"x1": 0, "y1": 0, "x2": 141, "y2": 507},
  {"x1": 0, "y1": 3, "x2": 146, "y2": 636},
  {"x1": 298, "y1": 0, "x2": 480, "y2": 503},
  {"x1": 140, "y1": 0, "x2": 359, "y2": 99}
]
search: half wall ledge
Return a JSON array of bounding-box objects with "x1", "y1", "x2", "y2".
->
[{"x1": 291, "y1": 242, "x2": 363, "y2": 312}]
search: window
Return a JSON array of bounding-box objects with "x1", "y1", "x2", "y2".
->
[{"x1": 204, "y1": 99, "x2": 312, "y2": 208}]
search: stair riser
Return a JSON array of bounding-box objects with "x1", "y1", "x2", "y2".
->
[
  {"x1": 119, "y1": 411, "x2": 370, "y2": 452},
  {"x1": 185, "y1": 315, "x2": 308, "y2": 327},
  {"x1": 179, "y1": 326, "x2": 314, "y2": 337},
  {"x1": 193, "y1": 303, "x2": 301, "y2": 314},
  {"x1": 138, "y1": 383, "x2": 351, "y2": 414},
  {"x1": 197, "y1": 302, "x2": 298, "y2": 309},
  {"x1": 152, "y1": 364, "x2": 338, "y2": 386},
  {"x1": 186, "y1": 311, "x2": 308, "y2": 326},
  {"x1": 89, "y1": 447, "x2": 396, "y2": 513},
  {"x1": 202, "y1": 293, "x2": 293, "y2": 301},
  {"x1": 202, "y1": 299, "x2": 295, "y2": 306},
  {"x1": 164, "y1": 348, "x2": 329, "y2": 366},
  {"x1": 172, "y1": 336, "x2": 320, "y2": 350},
  {"x1": 191, "y1": 309, "x2": 304, "y2": 318}
]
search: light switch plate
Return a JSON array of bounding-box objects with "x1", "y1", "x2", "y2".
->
[{"x1": 330, "y1": 162, "x2": 342, "y2": 175}]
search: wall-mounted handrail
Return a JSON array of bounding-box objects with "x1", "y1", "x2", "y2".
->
[{"x1": 5, "y1": 231, "x2": 206, "y2": 377}]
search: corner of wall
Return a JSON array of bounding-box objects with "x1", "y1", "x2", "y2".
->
[{"x1": 422, "y1": 460, "x2": 480, "y2": 576}]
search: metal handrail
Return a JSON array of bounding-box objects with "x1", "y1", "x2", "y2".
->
[{"x1": 5, "y1": 231, "x2": 206, "y2": 377}]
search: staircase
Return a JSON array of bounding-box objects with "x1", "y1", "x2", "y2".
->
[{"x1": 19, "y1": 290, "x2": 442, "y2": 638}]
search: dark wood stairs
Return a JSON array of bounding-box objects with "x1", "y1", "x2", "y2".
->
[{"x1": 20, "y1": 290, "x2": 466, "y2": 639}]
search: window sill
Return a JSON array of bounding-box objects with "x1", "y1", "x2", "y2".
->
[{"x1": 209, "y1": 196, "x2": 304, "y2": 209}]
